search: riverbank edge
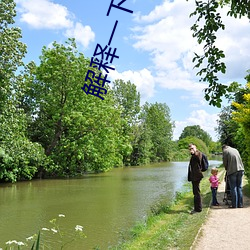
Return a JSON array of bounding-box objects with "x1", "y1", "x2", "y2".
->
[{"x1": 110, "y1": 168, "x2": 225, "y2": 250}]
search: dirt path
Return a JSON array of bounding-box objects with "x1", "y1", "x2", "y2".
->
[{"x1": 192, "y1": 174, "x2": 250, "y2": 250}]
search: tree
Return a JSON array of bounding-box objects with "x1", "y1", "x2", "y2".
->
[
  {"x1": 231, "y1": 79, "x2": 250, "y2": 176},
  {"x1": 216, "y1": 72, "x2": 250, "y2": 150},
  {"x1": 190, "y1": 0, "x2": 250, "y2": 107},
  {"x1": 111, "y1": 79, "x2": 140, "y2": 165},
  {"x1": 140, "y1": 102, "x2": 174, "y2": 162},
  {"x1": 129, "y1": 122, "x2": 153, "y2": 165},
  {"x1": 178, "y1": 136, "x2": 209, "y2": 156},
  {"x1": 215, "y1": 72, "x2": 250, "y2": 176},
  {"x1": 179, "y1": 125, "x2": 212, "y2": 146},
  {"x1": 0, "y1": 0, "x2": 27, "y2": 109},
  {"x1": 24, "y1": 39, "x2": 127, "y2": 175},
  {"x1": 0, "y1": 0, "x2": 47, "y2": 182},
  {"x1": 216, "y1": 106, "x2": 240, "y2": 147},
  {"x1": 112, "y1": 79, "x2": 140, "y2": 124}
]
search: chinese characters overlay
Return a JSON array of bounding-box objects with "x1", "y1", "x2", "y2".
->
[{"x1": 81, "y1": 0, "x2": 133, "y2": 100}]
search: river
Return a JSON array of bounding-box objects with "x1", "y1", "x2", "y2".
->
[{"x1": 0, "y1": 160, "x2": 221, "y2": 249}]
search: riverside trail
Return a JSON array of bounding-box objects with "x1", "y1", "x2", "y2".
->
[{"x1": 192, "y1": 172, "x2": 250, "y2": 250}]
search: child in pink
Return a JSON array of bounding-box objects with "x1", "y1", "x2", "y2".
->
[{"x1": 209, "y1": 168, "x2": 220, "y2": 206}]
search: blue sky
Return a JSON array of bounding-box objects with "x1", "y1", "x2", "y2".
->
[{"x1": 14, "y1": 0, "x2": 250, "y2": 141}]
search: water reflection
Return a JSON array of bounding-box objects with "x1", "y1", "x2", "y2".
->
[{"x1": 0, "y1": 160, "x2": 221, "y2": 249}]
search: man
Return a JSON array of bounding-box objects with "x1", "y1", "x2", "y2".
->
[
  {"x1": 222, "y1": 144, "x2": 244, "y2": 208},
  {"x1": 188, "y1": 143, "x2": 204, "y2": 214}
]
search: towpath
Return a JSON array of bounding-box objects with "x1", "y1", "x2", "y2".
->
[{"x1": 192, "y1": 173, "x2": 250, "y2": 250}]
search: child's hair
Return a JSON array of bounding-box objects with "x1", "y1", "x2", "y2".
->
[{"x1": 211, "y1": 167, "x2": 218, "y2": 175}]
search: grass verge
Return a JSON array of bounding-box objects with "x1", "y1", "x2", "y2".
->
[{"x1": 111, "y1": 170, "x2": 226, "y2": 250}]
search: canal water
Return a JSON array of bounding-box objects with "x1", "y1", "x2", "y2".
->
[{"x1": 0, "y1": 160, "x2": 221, "y2": 249}]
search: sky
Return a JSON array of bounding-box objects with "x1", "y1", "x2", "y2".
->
[{"x1": 14, "y1": 0, "x2": 250, "y2": 141}]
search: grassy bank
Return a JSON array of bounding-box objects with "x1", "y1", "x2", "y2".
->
[{"x1": 111, "y1": 169, "x2": 225, "y2": 250}]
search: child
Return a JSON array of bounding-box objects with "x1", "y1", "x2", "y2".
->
[{"x1": 209, "y1": 168, "x2": 220, "y2": 206}]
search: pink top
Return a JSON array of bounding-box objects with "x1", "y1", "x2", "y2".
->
[{"x1": 209, "y1": 175, "x2": 219, "y2": 188}]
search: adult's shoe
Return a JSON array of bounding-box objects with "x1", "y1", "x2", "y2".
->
[{"x1": 190, "y1": 210, "x2": 201, "y2": 214}]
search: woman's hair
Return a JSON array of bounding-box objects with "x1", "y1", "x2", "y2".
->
[{"x1": 211, "y1": 167, "x2": 218, "y2": 174}]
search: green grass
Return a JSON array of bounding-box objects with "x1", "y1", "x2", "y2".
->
[
  {"x1": 111, "y1": 170, "x2": 225, "y2": 250},
  {"x1": 243, "y1": 177, "x2": 250, "y2": 197}
]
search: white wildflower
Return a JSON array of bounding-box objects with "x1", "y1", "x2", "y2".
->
[
  {"x1": 17, "y1": 241, "x2": 25, "y2": 246},
  {"x1": 51, "y1": 228, "x2": 58, "y2": 233},
  {"x1": 75, "y1": 225, "x2": 83, "y2": 232},
  {"x1": 26, "y1": 236, "x2": 33, "y2": 241},
  {"x1": 58, "y1": 214, "x2": 65, "y2": 217},
  {"x1": 26, "y1": 236, "x2": 34, "y2": 241},
  {"x1": 42, "y1": 227, "x2": 50, "y2": 231},
  {"x1": 6, "y1": 240, "x2": 17, "y2": 245}
]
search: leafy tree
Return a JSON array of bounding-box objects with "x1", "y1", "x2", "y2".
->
[
  {"x1": 178, "y1": 136, "x2": 209, "y2": 156},
  {"x1": 140, "y1": 102, "x2": 174, "y2": 162},
  {"x1": 171, "y1": 141, "x2": 190, "y2": 161},
  {"x1": 129, "y1": 122, "x2": 153, "y2": 166},
  {"x1": 209, "y1": 141, "x2": 222, "y2": 155},
  {"x1": 0, "y1": 0, "x2": 47, "y2": 182},
  {"x1": 24, "y1": 39, "x2": 127, "y2": 175},
  {"x1": 190, "y1": 0, "x2": 250, "y2": 107},
  {"x1": 231, "y1": 82, "x2": 250, "y2": 176},
  {"x1": 0, "y1": 0, "x2": 26, "y2": 109},
  {"x1": 216, "y1": 72, "x2": 250, "y2": 151},
  {"x1": 179, "y1": 125, "x2": 212, "y2": 146},
  {"x1": 214, "y1": 72, "x2": 250, "y2": 176},
  {"x1": 112, "y1": 79, "x2": 140, "y2": 124},
  {"x1": 111, "y1": 79, "x2": 140, "y2": 165},
  {"x1": 216, "y1": 106, "x2": 239, "y2": 147}
]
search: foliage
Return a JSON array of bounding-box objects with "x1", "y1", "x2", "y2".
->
[
  {"x1": 3, "y1": 214, "x2": 86, "y2": 249},
  {"x1": 111, "y1": 79, "x2": 141, "y2": 165},
  {"x1": 0, "y1": 0, "x2": 177, "y2": 179},
  {"x1": 216, "y1": 106, "x2": 240, "y2": 147},
  {"x1": 1, "y1": 0, "x2": 221, "y2": 181},
  {"x1": 179, "y1": 125, "x2": 212, "y2": 146},
  {"x1": 0, "y1": 0, "x2": 27, "y2": 108},
  {"x1": 0, "y1": 0, "x2": 49, "y2": 182},
  {"x1": 209, "y1": 141, "x2": 222, "y2": 154},
  {"x1": 171, "y1": 148, "x2": 190, "y2": 161},
  {"x1": 215, "y1": 72, "x2": 250, "y2": 176},
  {"x1": 189, "y1": 0, "x2": 250, "y2": 107},
  {"x1": 178, "y1": 136, "x2": 209, "y2": 156},
  {"x1": 111, "y1": 79, "x2": 140, "y2": 123},
  {"x1": 140, "y1": 102, "x2": 174, "y2": 162},
  {"x1": 129, "y1": 122, "x2": 153, "y2": 166},
  {"x1": 231, "y1": 82, "x2": 250, "y2": 176},
  {"x1": 24, "y1": 39, "x2": 127, "y2": 175}
]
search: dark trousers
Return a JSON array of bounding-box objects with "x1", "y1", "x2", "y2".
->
[
  {"x1": 211, "y1": 187, "x2": 218, "y2": 205},
  {"x1": 192, "y1": 181, "x2": 202, "y2": 212}
]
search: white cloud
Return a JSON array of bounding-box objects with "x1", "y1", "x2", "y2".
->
[
  {"x1": 131, "y1": 0, "x2": 250, "y2": 95},
  {"x1": 16, "y1": 0, "x2": 73, "y2": 29},
  {"x1": 173, "y1": 110, "x2": 219, "y2": 141},
  {"x1": 131, "y1": 0, "x2": 204, "y2": 95},
  {"x1": 16, "y1": 0, "x2": 95, "y2": 48},
  {"x1": 65, "y1": 22, "x2": 95, "y2": 48},
  {"x1": 109, "y1": 68, "x2": 155, "y2": 103},
  {"x1": 133, "y1": 1, "x2": 177, "y2": 23},
  {"x1": 128, "y1": 0, "x2": 249, "y2": 140},
  {"x1": 214, "y1": 7, "x2": 250, "y2": 81}
]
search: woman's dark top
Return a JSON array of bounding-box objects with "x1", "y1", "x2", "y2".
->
[{"x1": 188, "y1": 150, "x2": 204, "y2": 182}]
